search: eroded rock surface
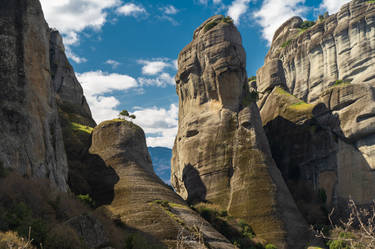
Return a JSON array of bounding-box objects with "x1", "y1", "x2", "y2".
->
[
  {"x1": 171, "y1": 15, "x2": 309, "y2": 248},
  {"x1": 89, "y1": 119, "x2": 235, "y2": 249},
  {"x1": 257, "y1": 0, "x2": 375, "y2": 222},
  {"x1": 0, "y1": 0, "x2": 68, "y2": 191}
]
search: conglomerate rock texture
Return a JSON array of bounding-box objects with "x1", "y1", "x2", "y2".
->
[
  {"x1": 171, "y1": 15, "x2": 310, "y2": 248},
  {"x1": 257, "y1": 0, "x2": 375, "y2": 221},
  {"x1": 0, "y1": 0, "x2": 68, "y2": 191},
  {"x1": 90, "y1": 119, "x2": 236, "y2": 249}
]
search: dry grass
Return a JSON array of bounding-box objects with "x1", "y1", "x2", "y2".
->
[{"x1": 0, "y1": 230, "x2": 34, "y2": 249}]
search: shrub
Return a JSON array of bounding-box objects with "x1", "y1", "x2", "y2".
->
[
  {"x1": 204, "y1": 20, "x2": 220, "y2": 32},
  {"x1": 77, "y1": 194, "x2": 96, "y2": 208},
  {"x1": 265, "y1": 244, "x2": 277, "y2": 249},
  {"x1": 0, "y1": 231, "x2": 35, "y2": 249},
  {"x1": 45, "y1": 224, "x2": 85, "y2": 249},
  {"x1": 299, "y1": 20, "x2": 315, "y2": 30}
]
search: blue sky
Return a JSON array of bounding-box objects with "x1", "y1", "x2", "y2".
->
[{"x1": 40, "y1": 0, "x2": 350, "y2": 148}]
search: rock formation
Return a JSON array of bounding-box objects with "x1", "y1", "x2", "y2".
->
[
  {"x1": 171, "y1": 15, "x2": 310, "y2": 248},
  {"x1": 257, "y1": 0, "x2": 375, "y2": 222},
  {"x1": 0, "y1": 0, "x2": 68, "y2": 191},
  {"x1": 90, "y1": 119, "x2": 236, "y2": 249}
]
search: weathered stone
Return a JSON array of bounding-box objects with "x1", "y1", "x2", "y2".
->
[
  {"x1": 171, "y1": 15, "x2": 310, "y2": 248},
  {"x1": 258, "y1": 0, "x2": 375, "y2": 224},
  {"x1": 0, "y1": 0, "x2": 68, "y2": 191},
  {"x1": 49, "y1": 30, "x2": 95, "y2": 126},
  {"x1": 89, "y1": 119, "x2": 235, "y2": 249},
  {"x1": 67, "y1": 214, "x2": 109, "y2": 249}
]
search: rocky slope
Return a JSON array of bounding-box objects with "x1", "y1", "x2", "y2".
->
[
  {"x1": 89, "y1": 119, "x2": 236, "y2": 249},
  {"x1": 171, "y1": 15, "x2": 310, "y2": 248},
  {"x1": 257, "y1": 0, "x2": 375, "y2": 222},
  {"x1": 0, "y1": 0, "x2": 68, "y2": 191}
]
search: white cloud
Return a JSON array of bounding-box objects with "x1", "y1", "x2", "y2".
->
[
  {"x1": 40, "y1": 0, "x2": 120, "y2": 45},
  {"x1": 320, "y1": 0, "x2": 350, "y2": 13},
  {"x1": 76, "y1": 70, "x2": 138, "y2": 122},
  {"x1": 133, "y1": 104, "x2": 178, "y2": 148},
  {"x1": 162, "y1": 5, "x2": 179, "y2": 15},
  {"x1": 227, "y1": 0, "x2": 251, "y2": 25},
  {"x1": 138, "y1": 60, "x2": 171, "y2": 75},
  {"x1": 253, "y1": 0, "x2": 308, "y2": 44},
  {"x1": 199, "y1": 0, "x2": 222, "y2": 4},
  {"x1": 66, "y1": 49, "x2": 87, "y2": 64},
  {"x1": 138, "y1": 73, "x2": 175, "y2": 87},
  {"x1": 105, "y1": 59, "x2": 121, "y2": 69},
  {"x1": 116, "y1": 3, "x2": 147, "y2": 17}
]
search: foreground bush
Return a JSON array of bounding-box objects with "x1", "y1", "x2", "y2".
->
[{"x1": 315, "y1": 199, "x2": 375, "y2": 248}]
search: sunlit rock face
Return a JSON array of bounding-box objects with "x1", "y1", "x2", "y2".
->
[
  {"x1": 0, "y1": 0, "x2": 68, "y2": 191},
  {"x1": 171, "y1": 15, "x2": 310, "y2": 248},
  {"x1": 257, "y1": 0, "x2": 375, "y2": 219},
  {"x1": 89, "y1": 120, "x2": 236, "y2": 249}
]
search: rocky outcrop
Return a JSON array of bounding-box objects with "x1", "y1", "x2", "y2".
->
[
  {"x1": 258, "y1": 0, "x2": 375, "y2": 103},
  {"x1": 49, "y1": 30, "x2": 95, "y2": 127},
  {"x1": 67, "y1": 214, "x2": 109, "y2": 249},
  {"x1": 171, "y1": 15, "x2": 310, "y2": 248},
  {"x1": 257, "y1": 0, "x2": 375, "y2": 221},
  {"x1": 0, "y1": 0, "x2": 68, "y2": 191},
  {"x1": 89, "y1": 119, "x2": 236, "y2": 249}
]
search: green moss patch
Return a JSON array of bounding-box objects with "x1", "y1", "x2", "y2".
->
[
  {"x1": 204, "y1": 16, "x2": 233, "y2": 33},
  {"x1": 71, "y1": 122, "x2": 93, "y2": 134}
]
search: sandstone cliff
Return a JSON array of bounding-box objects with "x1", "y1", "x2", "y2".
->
[
  {"x1": 257, "y1": 0, "x2": 375, "y2": 222},
  {"x1": 89, "y1": 119, "x2": 236, "y2": 249},
  {"x1": 0, "y1": 0, "x2": 68, "y2": 191},
  {"x1": 171, "y1": 15, "x2": 310, "y2": 248}
]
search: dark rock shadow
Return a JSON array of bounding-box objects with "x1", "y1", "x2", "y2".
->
[
  {"x1": 182, "y1": 164, "x2": 207, "y2": 205},
  {"x1": 263, "y1": 102, "x2": 374, "y2": 224}
]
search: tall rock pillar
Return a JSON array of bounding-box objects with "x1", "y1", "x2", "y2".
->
[{"x1": 171, "y1": 15, "x2": 309, "y2": 248}]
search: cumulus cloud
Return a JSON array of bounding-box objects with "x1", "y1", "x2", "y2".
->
[
  {"x1": 138, "y1": 60, "x2": 172, "y2": 75},
  {"x1": 199, "y1": 0, "x2": 222, "y2": 4},
  {"x1": 40, "y1": 0, "x2": 120, "y2": 45},
  {"x1": 227, "y1": 0, "x2": 251, "y2": 25},
  {"x1": 105, "y1": 59, "x2": 121, "y2": 69},
  {"x1": 116, "y1": 3, "x2": 147, "y2": 17},
  {"x1": 253, "y1": 0, "x2": 308, "y2": 44},
  {"x1": 320, "y1": 0, "x2": 350, "y2": 13},
  {"x1": 133, "y1": 104, "x2": 178, "y2": 148},
  {"x1": 138, "y1": 73, "x2": 175, "y2": 87},
  {"x1": 76, "y1": 70, "x2": 138, "y2": 122}
]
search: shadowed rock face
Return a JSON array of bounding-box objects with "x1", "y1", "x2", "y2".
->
[
  {"x1": 171, "y1": 15, "x2": 309, "y2": 248},
  {"x1": 257, "y1": 0, "x2": 375, "y2": 222},
  {"x1": 90, "y1": 120, "x2": 236, "y2": 249},
  {"x1": 49, "y1": 30, "x2": 95, "y2": 127},
  {"x1": 0, "y1": 0, "x2": 68, "y2": 191}
]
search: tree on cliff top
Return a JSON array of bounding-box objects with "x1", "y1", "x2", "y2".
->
[{"x1": 119, "y1": 110, "x2": 136, "y2": 121}]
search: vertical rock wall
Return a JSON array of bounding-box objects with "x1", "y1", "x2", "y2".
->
[
  {"x1": 171, "y1": 15, "x2": 309, "y2": 248},
  {"x1": 0, "y1": 0, "x2": 68, "y2": 191}
]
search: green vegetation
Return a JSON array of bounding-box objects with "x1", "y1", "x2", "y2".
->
[
  {"x1": 318, "y1": 189, "x2": 327, "y2": 204},
  {"x1": 194, "y1": 204, "x2": 265, "y2": 249},
  {"x1": 0, "y1": 161, "x2": 11, "y2": 178},
  {"x1": 333, "y1": 79, "x2": 351, "y2": 86},
  {"x1": 153, "y1": 200, "x2": 185, "y2": 226},
  {"x1": 281, "y1": 39, "x2": 292, "y2": 48},
  {"x1": 204, "y1": 16, "x2": 233, "y2": 32},
  {"x1": 71, "y1": 122, "x2": 93, "y2": 134},
  {"x1": 327, "y1": 232, "x2": 352, "y2": 249},
  {"x1": 367, "y1": 0, "x2": 375, "y2": 3},
  {"x1": 77, "y1": 194, "x2": 96, "y2": 208},
  {"x1": 265, "y1": 244, "x2": 277, "y2": 249},
  {"x1": 248, "y1": 76, "x2": 257, "y2": 82},
  {"x1": 119, "y1": 109, "x2": 136, "y2": 121},
  {"x1": 299, "y1": 20, "x2": 315, "y2": 30}
]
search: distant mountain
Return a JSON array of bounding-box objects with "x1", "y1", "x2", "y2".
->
[{"x1": 148, "y1": 147, "x2": 172, "y2": 184}]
